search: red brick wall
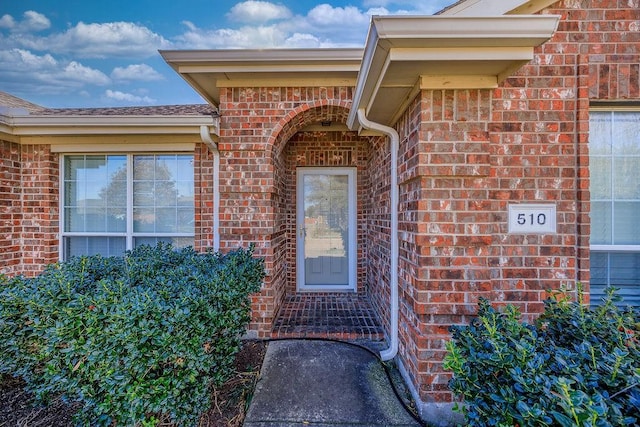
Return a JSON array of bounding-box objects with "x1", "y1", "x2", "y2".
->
[
  {"x1": 17, "y1": 145, "x2": 59, "y2": 276},
  {"x1": 0, "y1": 140, "x2": 22, "y2": 276},
  {"x1": 571, "y1": 0, "x2": 640, "y2": 100},
  {"x1": 194, "y1": 143, "x2": 215, "y2": 250},
  {"x1": 394, "y1": 0, "x2": 638, "y2": 405},
  {"x1": 395, "y1": 89, "x2": 495, "y2": 403},
  {"x1": 365, "y1": 133, "x2": 393, "y2": 341}
]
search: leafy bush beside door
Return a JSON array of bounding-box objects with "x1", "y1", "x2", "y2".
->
[
  {"x1": 0, "y1": 243, "x2": 264, "y2": 427},
  {"x1": 444, "y1": 287, "x2": 640, "y2": 427}
]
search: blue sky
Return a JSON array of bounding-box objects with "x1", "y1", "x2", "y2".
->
[{"x1": 0, "y1": 0, "x2": 454, "y2": 108}]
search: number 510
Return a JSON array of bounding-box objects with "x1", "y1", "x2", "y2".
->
[{"x1": 517, "y1": 213, "x2": 547, "y2": 226}]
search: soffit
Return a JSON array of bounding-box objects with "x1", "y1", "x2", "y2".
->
[
  {"x1": 160, "y1": 49, "x2": 363, "y2": 106},
  {"x1": 347, "y1": 15, "x2": 560, "y2": 129}
]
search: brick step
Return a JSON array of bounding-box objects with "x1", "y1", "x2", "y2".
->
[{"x1": 271, "y1": 293, "x2": 386, "y2": 342}]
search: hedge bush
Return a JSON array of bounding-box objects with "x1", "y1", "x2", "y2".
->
[
  {"x1": 444, "y1": 287, "x2": 640, "y2": 427},
  {"x1": 0, "y1": 243, "x2": 264, "y2": 426}
]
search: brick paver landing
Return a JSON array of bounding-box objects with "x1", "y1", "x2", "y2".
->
[{"x1": 271, "y1": 293, "x2": 386, "y2": 341}]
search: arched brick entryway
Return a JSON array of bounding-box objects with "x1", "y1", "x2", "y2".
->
[{"x1": 264, "y1": 101, "x2": 386, "y2": 340}]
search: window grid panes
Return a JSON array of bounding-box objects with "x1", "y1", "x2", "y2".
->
[
  {"x1": 589, "y1": 111, "x2": 640, "y2": 306},
  {"x1": 62, "y1": 154, "x2": 194, "y2": 259}
]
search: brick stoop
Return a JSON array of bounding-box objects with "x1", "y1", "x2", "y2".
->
[{"x1": 271, "y1": 293, "x2": 386, "y2": 342}]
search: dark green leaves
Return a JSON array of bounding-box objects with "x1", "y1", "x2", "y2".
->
[
  {"x1": 0, "y1": 243, "x2": 264, "y2": 426},
  {"x1": 444, "y1": 286, "x2": 639, "y2": 427}
]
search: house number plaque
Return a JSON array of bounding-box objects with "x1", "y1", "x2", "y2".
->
[{"x1": 508, "y1": 204, "x2": 556, "y2": 234}]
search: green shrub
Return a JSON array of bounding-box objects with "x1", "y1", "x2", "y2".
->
[
  {"x1": 0, "y1": 243, "x2": 264, "y2": 426},
  {"x1": 444, "y1": 287, "x2": 640, "y2": 427}
]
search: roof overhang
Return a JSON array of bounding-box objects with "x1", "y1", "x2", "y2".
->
[
  {"x1": 346, "y1": 15, "x2": 559, "y2": 129},
  {"x1": 439, "y1": 0, "x2": 559, "y2": 16},
  {"x1": 0, "y1": 114, "x2": 219, "y2": 150},
  {"x1": 160, "y1": 48, "x2": 363, "y2": 106},
  {"x1": 0, "y1": 114, "x2": 216, "y2": 137}
]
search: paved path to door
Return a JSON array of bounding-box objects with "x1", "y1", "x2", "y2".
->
[{"x1": 243, "y1": 340, "x2": 421, "y2": 427}]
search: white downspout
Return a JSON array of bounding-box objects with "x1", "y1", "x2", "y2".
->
[
  {"x1": 200, "y1": 124, "x2": 220, "y2": 252},
  {"x1": 356, "y1": 108, "x2": 399, "y2": 362}
]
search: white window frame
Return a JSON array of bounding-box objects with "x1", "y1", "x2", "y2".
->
[
  {"x1": 59, "y1": 153, "x2": 195, "y2": 260},
  {"x1": 589, "y1": 107, "x2": 640, "y2": 304}
]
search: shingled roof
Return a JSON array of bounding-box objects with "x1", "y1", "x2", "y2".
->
[
  {"x1": 0, "y1": 91, "x2": 215, "y2": 117},
  {"x1": 0, "y1": 91, "x2": 46, "y2": 114},
  {"x1": 37, "y1": 104, "x2": 215, "y2": 116}
]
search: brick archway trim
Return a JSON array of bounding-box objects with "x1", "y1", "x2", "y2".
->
[{"x1": 267, "y1": 99, "x2": 353, "y2": 158}]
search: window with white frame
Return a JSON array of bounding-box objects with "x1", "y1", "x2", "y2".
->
[
  {"x1": 61, "y1": 154, "x2": 194, "y2": 259},
  {"x1": 589, "y1": 110, "x2": 640, "y2": 306}
]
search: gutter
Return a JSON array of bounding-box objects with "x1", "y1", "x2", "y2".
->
[
  {"x1": 356, "y1": 108, "x2": 399, "y2": 362},
  {"x1": 199, "y1": 124, "x2": 221, "y2": 252},
  {"x1": 5, "y1": 115, "x2": 213, "y2": 135}
]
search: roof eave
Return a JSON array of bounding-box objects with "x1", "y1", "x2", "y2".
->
[
  {"x1": 4, "y1": 115, "x2": 217, "y2": 136},
  {"x1": 347, "y1": 15, "x2": 560, "y2": 130},
  {"x1": 439, "y1": 0, "x2": 559, "y2": 16},
  {"x1": 160, "y1": 48, "x2": 364, "y2": 107}
]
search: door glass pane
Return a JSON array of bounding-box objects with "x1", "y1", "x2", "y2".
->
[{"x1": 303, "y1": 174, "x2": 349, "y2": 286}]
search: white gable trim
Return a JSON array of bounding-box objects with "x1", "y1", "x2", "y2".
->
[{"x1": 440, "y1": 0, "x2": 558, "y2": 16}]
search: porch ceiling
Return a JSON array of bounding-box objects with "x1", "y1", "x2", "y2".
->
[
  {"x1": 160, "y1": 49, "x2": 363, "y2": 107},
  {"x1": 346, "y1": 15, "x2": 560, "y2": 129}
]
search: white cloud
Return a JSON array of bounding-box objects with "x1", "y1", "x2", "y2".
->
[
  {"x1": 0, "y1": 48, "x2": 110, "y2": 95},
  {"x1": 0, "y1": 11, "x2": 50, "y2": 33},
  {"x1": 227, "y1": 1, "x2": 292, "y2": 24},
  {"x1": 111, "y1": 64, "x2": 164, "y2": 82},
  {"x1": 105, "y1": 89, "x2": 155, "y2": 104},
  {"x1": 284, "y1": 33, "x2": 323, "y2": 48},
  {"x1": 0, "y1": 14, "x2": 16, "y2": 29},
  {"x1": 176, "y1": 3, "x2": 373, "y2": 49},
  {"x1": 50, "y1": 22, "x2": 172, "y2": 58},
  {"x1": 0, "y1": 48, "x2": 57, "y2": 70},
  {"x1": 0, "y1": 11, "x2": 172, "y2": 59},
  {"x1": 363, "y1": 0, "x2": 453, "y2": 13},
  {"x1": 22, "y1": 11, "x2": 51, "y2": 32},
  {"x1": 10, "y1": 21, "x2": 172, "y2": 59},
  {"x1": 64, "y1": 61, "x2": 111, "y2": 85},
  {"x1": 176, "y1": 22, "x2": 290, "y2": 49},
  {"x1": 307, "y1": 4, "x2": 370, "y2": 27}
]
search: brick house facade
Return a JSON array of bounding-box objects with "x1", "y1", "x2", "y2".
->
[{"x1": 1, "y1": 0, "x2": 639, "y2": 423}]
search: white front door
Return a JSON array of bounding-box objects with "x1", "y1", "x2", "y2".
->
[{"x1": 297, "y1": 168, "x2": 356, "y2": 291}]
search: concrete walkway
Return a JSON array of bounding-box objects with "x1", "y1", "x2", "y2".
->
[{"x1": 244, "y1": 340, "x2": 421, "y2": 427}]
